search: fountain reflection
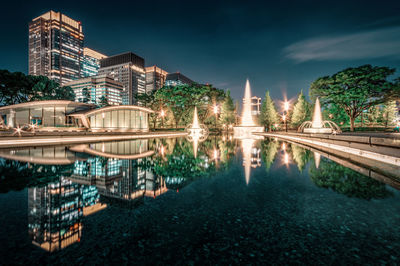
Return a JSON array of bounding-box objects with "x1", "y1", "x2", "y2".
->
[{"x1": 241, "y1": 138, "x2": 261, "y2": 184}]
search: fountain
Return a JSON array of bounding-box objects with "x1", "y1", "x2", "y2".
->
[
  {"x1": 186, "y1": 107, "x2": 208, "y2": 158},
  {"x1": 233, "y1": 79, "x2": 264, "y2": 138},
  {"x1": 298, "y1": 98, "x2": 341, "y2": 134}
]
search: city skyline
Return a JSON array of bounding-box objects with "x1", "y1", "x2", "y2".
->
[{"x1": 1, "y1": 0, "x2": 400, "y2": 102}]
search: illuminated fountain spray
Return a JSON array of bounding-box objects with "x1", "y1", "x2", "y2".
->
[
  {"x1": 298, "y1": 97, "x2": 341, "y2": 134},
  {"x1": 311, "y1": 97, "x2": 323, "y2": 129},
  {"x1": 233, "y1": 79, "x2": 264, "y2": 138},
  {"x1": 186, "y1": 107, "x2": 208, "y2": 158},
  {"x1": 241, "y1": 80, "x2": 256, "y2": 127}
]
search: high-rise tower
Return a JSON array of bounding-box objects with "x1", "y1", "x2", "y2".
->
[{"x1": 28, "y1": 11, "x2": 84, "y2": 85}]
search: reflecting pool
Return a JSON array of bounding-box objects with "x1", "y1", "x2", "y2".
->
[{"x1": 1, "y1": 136, "x2": 400, "y2": 264}]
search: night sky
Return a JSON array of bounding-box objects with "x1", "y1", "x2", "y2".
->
[{"x1": 1, "y1": 0, "x2": 400, "y2": 105}]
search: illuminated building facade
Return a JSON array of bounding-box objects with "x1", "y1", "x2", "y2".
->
[
  {"x1": 98, "y1": 52, "x2": 146, "y2": 105},
  {"x1": 243, "y1": 96, "x2": 261, "y2": 116},
  {"x1": 0, "y1": 100, "x2": 152, "y2": 132},
  {"x1": 145, "y1": 66, "x2": 168, "y2": 92},
  {"x1": 165, "y1": 72, "x2": 194, "y2": 87},
  {"x1": 82, "y1": 48, "x2": 107, "y2": 77},
  {"x1": 28, "y1": 11, "x2": 84, "y2": 85},
  {"x1": 65, "y1": 75, "x2": 123, "y2": 105}
]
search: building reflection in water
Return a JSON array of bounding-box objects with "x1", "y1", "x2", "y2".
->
[
  {"x1": 27, "y1": 139, "x2": 167, "y2": 252},
  {"x1": 70, "y1": 139, "x2": 167, "y2": 205},
  {"x1": 28, "y1": 178, "x2": 83, "y2": 252}
]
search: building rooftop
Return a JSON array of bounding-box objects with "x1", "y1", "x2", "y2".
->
[
  {"x1": 84, "y1": 48, "x2": 107, "y2": 60},
  {"x1": 165, "y1": 72, "x2": 194, "y2": 85},
  {"x1": 100, "y1": 52, "x2": 144, "y2": 69}
]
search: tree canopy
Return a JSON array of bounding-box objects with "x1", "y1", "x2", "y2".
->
[
  {"x1": 0, "y1": 69, "x2": 75, "y2": 105},
  {"x1": 309, "y1": 65, "x2": 398, "y2": 131},
  {"x1": 154, "y1": 84, "x2": 225, "y2": 128},
  {"x1": 259, "y1": 91, "x2": 279, "y2": 131},
  {"x1": 290, "y1": 90, "x2": 311, "y2": 128},
  {"x1": 219, "y1": 90, "x2": 236, "y2": 126}
]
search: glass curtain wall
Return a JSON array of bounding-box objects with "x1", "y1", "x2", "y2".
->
[{"x1": 89, "y1": 110, "x2": 148, "y2": 130}]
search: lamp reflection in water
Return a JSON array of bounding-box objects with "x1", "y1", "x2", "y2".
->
[{"x1": 185, "y1": 107, "x2": 208, "y2": 158}]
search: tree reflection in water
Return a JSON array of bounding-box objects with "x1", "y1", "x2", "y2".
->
[
  {"x1": 143, "y1": 136, "x2": 236, "y2": 189},
  {"x1": 0, "y1": 159, "x2": 73, "y2": 193},
  {"x1": 291, "y1": 144, "x2": 312, "y2": 172},
  {"x1": 260, "y1": 138, "x2": 279, "y2": 172},
  {"x1": 309, "y1": 156, "x2": 393, "y2": 200}
]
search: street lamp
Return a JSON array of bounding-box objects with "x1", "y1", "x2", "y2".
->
[
  {"x1": 213, "y1": 105, "x2": 218, "y2": 130},
  {"x1": 160, "y1": 109, "x2": 165, "y2": 128},
  {"x1": 282, "y1": 114, "x2": 287, "y2": 132}
]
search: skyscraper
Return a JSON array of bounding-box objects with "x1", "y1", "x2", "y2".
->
[
  {"x1": 145, "y1": 65, "x2": 168, "y2": 92},
  {"x1": 98, "y1": 52, "x2": 146, "y2": 105},
  {"x1": 65, "y1": 74, "x2": 123, "y2": 105},
  {"x1": 82, "y1": 48, "x2": 107, "y2": 77},
  {"x1": 164, "y1": 72, "x2": 194, "y2": 87},
  {"x1": 28, "y1": 11, "x2": 84, "y2": 85}
]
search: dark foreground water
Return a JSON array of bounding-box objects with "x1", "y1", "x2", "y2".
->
[{"x1": 0, "y1": 136, "x2": 400, "y2": 265}]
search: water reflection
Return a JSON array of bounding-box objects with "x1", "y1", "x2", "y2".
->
[
  {"x1": 1, "y1": 135, "x2": 400, "y2": 254},
  {"x1": 259, "y1": 138, "x2": 399, "y2": 200}
]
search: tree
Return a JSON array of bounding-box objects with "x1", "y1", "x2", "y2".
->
[
  {"x1": 82, "y1": 87, "x2": 90, "y2": 103},
  {"x1": 310, "y1": 65, "x2": 398, "y2": 131},
  {"x1": 155, "y1": 84, "x2": 225, "y2": 128},
  {"x1": 134, "y1": 90, "x2": 162, "y2": 129},
  {"x1": 290, "y1": 90, "x2": 311, "y2": 128},
  {"x1": 366, "y1": 105, "x2": 382, "y2": 126},
  {"x1": 382, "y1": 100, "x2": 398, "y2": 127},
  {"x1": 219, "y1": 90, "x2": 236, "y2": 127},
  {"x1": 99, "y1": 95, "x2": 109, "y2": 108},
  {"x1": 0, "y1": 70, "x2": 75, "y2": 105},
  {"x1": 259, "y1": 91, "x2": 279, "y2": 131}
]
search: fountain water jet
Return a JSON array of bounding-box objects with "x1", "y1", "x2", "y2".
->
[
  {"x1": 233, "y1": 79, "x2": 264, "y2": 138},
  {"x1": 298, "y1": 98, "x2": 342, "y2": 134},
  {"x1": 186, "y1": 107, "x2": 208, "y2": 158}
]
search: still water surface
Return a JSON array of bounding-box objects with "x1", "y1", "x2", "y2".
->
[{"x1": 0, "y1": 136, "x2": 400, "y2": 264}]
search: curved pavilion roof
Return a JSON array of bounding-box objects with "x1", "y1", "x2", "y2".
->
[
  {"x1": 0, "y1": 100, "x2": 94, "y2": 111},
  {"x1": 0, "y1": 100, "x2": 154, "y2": 115}
]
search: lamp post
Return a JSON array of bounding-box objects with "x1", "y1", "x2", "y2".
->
[
  {"x1": 160, "y1": 109, "x2": 165, "y2": 128},
  {"x1": 213, "y1": 105, "x2": 218, "y2": 130},
  {"x1": 284, "y1": 101, "x2": 289, "y2": 132},
  {"x1": 282, "y1": 114, "x2": 286, "y2": 132}
]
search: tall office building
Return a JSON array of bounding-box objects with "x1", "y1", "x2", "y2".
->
[
  {"x1": 82, "y1": 48, "x2": 107, "y2": 77},
  {"x1": 28, "y1": 11, "x2": 84, "y2": 85},
  {"x1": 98, "y1": 52, "x2": 146, "y2": 105},
  {"x1": 65, "y1": 74, "x2": 123, "y2": 105},
  {"x1": 145, "y1": 66, "x2": 168, "y2": 92},
  {"x1": 165, "y1": 72, "x2": 194, "y2": 87}
]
